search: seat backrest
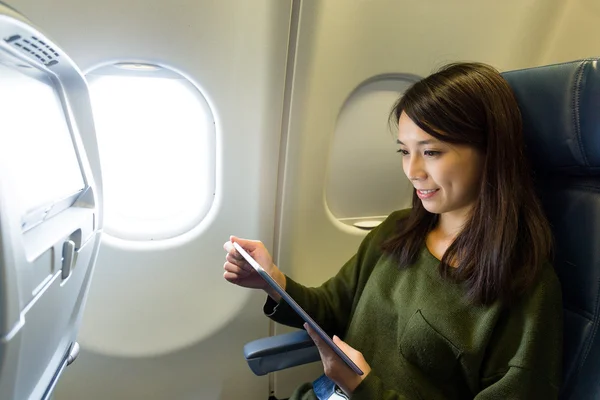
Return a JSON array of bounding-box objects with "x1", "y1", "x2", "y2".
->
[
  {"x1": 0, "y1": 3, "x2": 103, "y2": 399},
  {"x1": 503, "y1": 59, "x2": 600, "y2": 400}
]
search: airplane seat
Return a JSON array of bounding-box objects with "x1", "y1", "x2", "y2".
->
[
  {"x1": 503, "y1": 57, "x2": 600, "y2": 399},
  {"x1": 243, "y1": 57, "x2": 600, "y2": 400},
  {"x1": 0, "y1": 3, "x2": 102, "y2": 400}
]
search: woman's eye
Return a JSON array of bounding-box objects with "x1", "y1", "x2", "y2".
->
[
  {"x1": 424, "y1": 150, "x2": 441, "y2": 157},
  {"x1": 397, "y1": 149, "x2": 408, "y2": 155}
]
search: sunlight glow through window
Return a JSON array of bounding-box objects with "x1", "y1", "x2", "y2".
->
[{"x1": 88, "y1": 72, "x2": 215, "y2": 241}]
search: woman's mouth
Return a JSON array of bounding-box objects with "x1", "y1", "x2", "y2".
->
[{"x1": 416, "y1": 189, "x2": 439, "y2": 200}]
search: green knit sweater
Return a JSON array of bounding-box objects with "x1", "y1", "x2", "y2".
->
[{"x1": 265, "y1": 210, "x2": 563, "y2": 399}]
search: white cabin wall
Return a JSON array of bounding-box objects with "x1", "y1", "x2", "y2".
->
[{"x1": 539, "y1": 0, "x2": 600, "y2": 64}]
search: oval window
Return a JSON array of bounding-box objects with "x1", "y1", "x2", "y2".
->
[{"x1": 87, "y1": 63, "x2": 216, "y2": 241}]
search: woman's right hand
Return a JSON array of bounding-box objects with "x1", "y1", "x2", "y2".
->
[{"x1": 222, "y1": 236, "x2": 286, "y2": 301}]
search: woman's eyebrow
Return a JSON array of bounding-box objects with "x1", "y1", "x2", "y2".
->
[{"x1": 396, "y1": 139, "x2": 436, "y2": 145}]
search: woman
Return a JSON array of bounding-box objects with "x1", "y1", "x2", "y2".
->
[{"x1": 223, "y1": 63, "x2": 563, "y2": 399}]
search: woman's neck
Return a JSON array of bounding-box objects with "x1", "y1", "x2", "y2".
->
[
  {"x1": 427, "y1": 208, "x2": 472, "y2": 265},
  {"x1": 436, "y1": 206, "x2": 472, "y2": 239}
]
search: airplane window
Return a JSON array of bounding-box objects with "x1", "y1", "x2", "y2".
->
[
  {"x1": 87, "y1": 64, "x2": 216, "y2": 241},
  {"x1": 325, "y1": 76, "x2": 420, "y2": 229}
]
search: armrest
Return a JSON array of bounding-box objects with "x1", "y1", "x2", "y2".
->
[{"x1": 243, "y1": 330, "x2": 320, "y2": 376}]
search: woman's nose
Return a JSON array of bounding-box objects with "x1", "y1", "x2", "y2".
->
[{"x1": 405, "y1": 156, "x2": 426, "y2": 181}]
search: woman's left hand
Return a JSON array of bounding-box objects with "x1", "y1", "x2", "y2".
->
[{"x1": 304, "y1": 323, "x2": 372, "y2": 396}]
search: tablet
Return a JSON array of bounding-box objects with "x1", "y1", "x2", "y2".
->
[{"x1": 232, "y1": 242, "x2": 364, "y2": 376}]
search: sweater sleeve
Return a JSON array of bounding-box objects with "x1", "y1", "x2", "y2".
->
[
  {"x1": 475, "y1": 264, "x2": 563, "y2": 399},
  {"x1": 264, "y1": 210, "x2": 408, "y2": 337}
]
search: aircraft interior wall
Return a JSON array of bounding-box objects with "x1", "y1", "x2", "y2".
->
[
  {"x1": 539, "y1": 0, "x2": 600, "y2": 64},
  {"x1": 2, "y1": 0, "x2": 599, "y2": 399}
]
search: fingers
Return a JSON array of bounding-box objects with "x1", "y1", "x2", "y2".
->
[
  {"x1": 305, "y1": 326, "x2": 370, "y2": 397},
  {"x1": 333, "y1": 335, "x2": 350, "y2": 352},
  {"x1": 224, "y1": 260, "x2": 246, "y2": 274},
  {"x1": 223, "y1": 240, "x2": 234, "y2": 253},
  {"x1": 305, "y1": 324, "x2": 318, "y2": 346},
  {"x1": 223, "y1": 270, "x2": 241, "y2": 283},
  {"x1": 223, "y1": 240, "x2": 241, "y2": 259},
  {"x1": 305, "y1": 325, "x2": 359, "y2": 371},
  {"x1": 223, "y1": 240, "x2": 248, "y2": 266},
  {"x1": 222, "y1": 258, "x2": 252, "y2": 284},
  {"x1": 224, "y1": 236, "x2": 261, "y2": 256},
  {"x1": 305, "y1": 323, "x2": 341, "y2": 381},
  {"x1": 223, "y1": 236, "x2": 276, "y2": 291},
  {"x1": 225, "y1": 252, "x2": 251, "y2": 269},
  {"x1": 305, "y1": 323, "x2": 332, "y2": 358},
  {"x1": 230, "y1": 235, "x2": 263, "y2": 250},
  {"x1": 224, "y1": 236, "x2": 273, "y2": 269}
]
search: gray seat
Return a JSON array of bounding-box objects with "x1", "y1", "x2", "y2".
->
[{"x1": 0, "y1": 3, "x2": 102, "y2": 399}]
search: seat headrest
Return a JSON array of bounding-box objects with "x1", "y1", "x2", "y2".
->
[{"x1": 502, "y1": 58, "x2": 600, "y2": 176}]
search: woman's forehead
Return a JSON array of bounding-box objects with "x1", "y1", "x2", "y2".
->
[{"x1": 397, "y1": 113, "x2": 439, "y2": 144}]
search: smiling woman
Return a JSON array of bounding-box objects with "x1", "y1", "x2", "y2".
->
[
  {"x1": 385, "y1": 62, "x2": 552, "y2": 305},
  {"x1": 224, "y1": 62, "x2": 561, "y2": 400}
]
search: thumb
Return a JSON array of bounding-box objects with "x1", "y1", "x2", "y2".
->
[
  {"x1": 333, "y1": 335, "x2": 351, "y2": 352},
  {"x1": 230, "y1": 236, "x2": 262, "y2": 251},
  {"x1": 305, "y1": 323, "x2": 333, "y2": 361},
  {"x1": 305, "y1": 323, "x2": 319, "y2": 344},
  {"x1": 305, "y1": 324, "x2": 328, "y2": 350}
]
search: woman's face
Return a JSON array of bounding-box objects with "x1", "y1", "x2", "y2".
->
[{"x1": 397, "y1": 111, "x2": 484, "y2": 219}]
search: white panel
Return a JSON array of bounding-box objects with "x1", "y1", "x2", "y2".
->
[
  {"x1": 539, "y1": 0, "x2": 600, "y2": 64},
  {"x1": 4, "y1": 0, "x2": 292, "y2": 399}
]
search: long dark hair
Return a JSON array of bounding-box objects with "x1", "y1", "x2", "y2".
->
[{"x1": 383, "y1": 62, "x2": 552, "y2": 305}]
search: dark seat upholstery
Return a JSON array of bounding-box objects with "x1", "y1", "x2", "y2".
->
[
  {"x1": 503, "y1": 58, "x2": 600, "y2": 399},
  {"x1": 244, "y1": 58, "x2": 600, "y2": 399}
]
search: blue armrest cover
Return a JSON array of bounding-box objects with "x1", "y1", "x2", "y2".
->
[{"x1": 243, "y1": 330, "x2": 320, "y2": 376}]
